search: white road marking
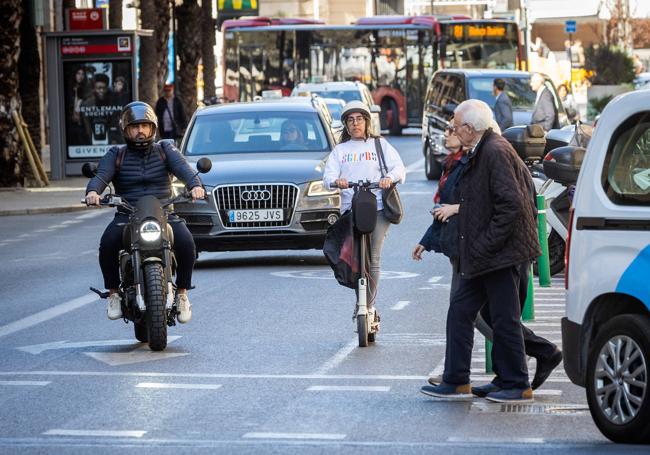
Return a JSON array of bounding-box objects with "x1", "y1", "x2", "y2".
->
[
  {"x1": 428, "y1": 276, "x2": 442, "y2": 283},
  {"x1": 419, "y1": 287, "x2": 433, "y2": 290},
  {"x1": 534, "y1": 389, "x2": 563, "y2": 396},
  {"x1": 136, "y1": 382, "x2": 222, "y2": 390},
  {"x1": 0, "y1": 380, "x2": 50, "y2": 386},
  {"x1": 391, "y1": 300, "x2": 410, "y2": 310},
  {"x1": 313, "y1": 339, "x2": 358, "y2": 375},
  {"x1": 85, "y1": 344, "x2": 188, "y2": 366},
  {"x1": 75, "y1": 210, "x2": 107, "y2": 219},
  {"x1": 0, "y1": 293, "x2": 97, "y2": 339},
  {"x1": 448, "y1": 437, "x2": 545, "y2": 444},
  {"x1": 307, "y1": 385, "x2": 390, "y2": 392},
  {"x1": 534, "y1": 304, "x2": 565, "y2": 307},
  {"x1": 534, "y1": 298, "x2": 566, "y2": 301},
  {"x1": 43, "y1": 429, "x2": 146, "y2": 438},
  {"x1": 271, "y1": 270, "x2": 419, "y2": 280},
  {"x1": 17, "y1": 233, "x2": 34, "y2": 238},
  {"x1": 243, "y1": 432, "x2": 346, "y2": 440},
  {"x1": 61, "y1": 220, "x2": 82, "y2": 225}
]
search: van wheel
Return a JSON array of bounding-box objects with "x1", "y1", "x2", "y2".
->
[
  {"x1": 533, "y1": 230, "x2": 565, "y2": 276},
  {"x1": 586, "y1": 314, "x2": 650, "y2": 444},
  {"x1": 424, "y1": 143, "x2": 442, "y2": 180}
]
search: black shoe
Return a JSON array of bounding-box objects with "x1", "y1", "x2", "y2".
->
[
  {"x1": 471, "y1": 383, "x2": 500, "y2": 397},
  {"x1": 531, "y1": 349, "x2": 563, "y2": 390}
]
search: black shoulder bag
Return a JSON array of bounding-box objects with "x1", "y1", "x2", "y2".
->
[{"x1": 374, "y1": 137, "x2": 403, "y2": 224}]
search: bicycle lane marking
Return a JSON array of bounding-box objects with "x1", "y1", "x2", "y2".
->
[{"x1": 0, "y1": 293, "x2": 98, "y2": 339}]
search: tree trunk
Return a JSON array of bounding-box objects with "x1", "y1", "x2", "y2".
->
[
  {"x1": 109, "y1": 0, "x2": 123, "y2": 29},
  {"x1": 139, "y1": 0, "x2": 170, "y2": 106},
  {"x1": 154, "y1": 0, "x2": 171, "y2": 95},
  {"x1": 18, "y1": 0, "x2": 40, "y2": 176},
  {"x1": 201, "y1": 0, "x2": 216, "y2": 100},
  {"x1": 0, "y1": 1, "x2": 23, "y2": 187},
  {"x1": 176, "y1": 0, "x2": 202, "y2": 118}
]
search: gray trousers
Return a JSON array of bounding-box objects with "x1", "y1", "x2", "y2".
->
[{"x1": 356, "y1": 210, "x2": 390, "y2": 309}]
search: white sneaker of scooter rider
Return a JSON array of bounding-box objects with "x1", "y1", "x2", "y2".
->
[
  {"x1": 176, "y1": 293, "x2": 192, "y2": 323},
  {"x1": 107, "y1": 293, "x2": 123, "y2": 320}
]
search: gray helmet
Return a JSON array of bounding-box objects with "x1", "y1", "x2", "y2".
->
[
  {"x1": 120, "y1": 101, "x2": 157, "y2": 150},
  {"x1": 340, "y1": 100, "x2": 371, "y2": 123}
]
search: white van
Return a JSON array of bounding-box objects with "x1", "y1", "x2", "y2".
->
[{"x1": 564, "y1": 90, "x2": 650, "y2": 444}]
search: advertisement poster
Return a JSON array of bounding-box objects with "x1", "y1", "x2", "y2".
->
[{"x1": 63, "y1": 60, "x2": 133, "y2": 158}]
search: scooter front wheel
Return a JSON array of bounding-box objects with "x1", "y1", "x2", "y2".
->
[{"x1": 357, "y1": 314, "x2": 369, "y2": 347}]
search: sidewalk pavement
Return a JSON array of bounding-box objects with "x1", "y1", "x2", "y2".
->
[{"x1": 0, "y1": 177, "x2": 95, "y2": 217}]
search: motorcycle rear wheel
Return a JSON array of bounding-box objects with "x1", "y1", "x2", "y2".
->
[{"x1": 144, "y1": 262, "x2": 167, "y2": 351}]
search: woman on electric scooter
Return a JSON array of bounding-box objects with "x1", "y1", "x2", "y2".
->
[{"x1": 323, "y1": 101, "x2": 406, "y2": 330}]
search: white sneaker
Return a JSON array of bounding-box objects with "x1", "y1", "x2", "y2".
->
[
  {"x1": 176, "y1": 293, "x2": 192, "y2": 323},
  {"x1": 107, "y1": 293, "x2": 123, "y2": 320}
]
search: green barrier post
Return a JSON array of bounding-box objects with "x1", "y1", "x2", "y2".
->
[
  {"x1": 536, "y1": 194, "x2": 551, "y2": 287},
  {"x1": 485, "y1": 339, "x2": 493, "y2": 374},
  {"x1": 522, "y1": 263, "x2": 535, "y2": 321}
]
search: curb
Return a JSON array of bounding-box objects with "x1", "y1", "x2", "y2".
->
[{"x1": 0, "y1": 205, "x2": 89, "y2": 217}]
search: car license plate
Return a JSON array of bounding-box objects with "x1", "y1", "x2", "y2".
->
[{"x1": 228, "y1": 209, "x2": 283, "y2": 223}]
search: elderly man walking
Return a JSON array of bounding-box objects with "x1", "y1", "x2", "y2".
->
[{"x1": 421, "y1": 99, "x2": 541, "y2": 403}]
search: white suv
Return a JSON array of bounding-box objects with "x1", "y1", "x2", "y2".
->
[{"x1": 564, "y1": 89, "x2": 650, "y2": 443}]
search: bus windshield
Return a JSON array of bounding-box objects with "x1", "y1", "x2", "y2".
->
[{"x1": 441, "y1": 22, "x2": 519, "y2": 70}]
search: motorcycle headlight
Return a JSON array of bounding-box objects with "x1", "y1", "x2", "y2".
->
[
  {"x1": 140, "y1": 221, "x2": 162, "y2": 242},
  {"x1": 307, "y1": 180, "x2": 338, "y2": 197}
]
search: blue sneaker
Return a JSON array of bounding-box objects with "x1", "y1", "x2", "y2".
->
[
  {"x1": 485, "y1": 387, "x2": 534, "y2": 403},
  {"x1": 471, "y1": 383, "x2": 500, "y2": 397},
  {"x1": 420, "y1": 382, "x2": 472, "y2": 400}
]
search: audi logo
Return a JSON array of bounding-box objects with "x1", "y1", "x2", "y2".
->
[{"x1": 240, "y1": 190, "x2": 271, "y2": 201}]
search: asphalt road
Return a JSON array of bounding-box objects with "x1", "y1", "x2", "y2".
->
[{"x1": 0, "y1": 133, "x2": 645, "y2": 454}]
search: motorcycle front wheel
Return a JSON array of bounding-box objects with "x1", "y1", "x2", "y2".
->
[
  {"x1": 144, "y1": 262, "x2": 167, "y2": 351},
  {"x1": 357, "y1": 314, "x2": 369, "y2": 347}
]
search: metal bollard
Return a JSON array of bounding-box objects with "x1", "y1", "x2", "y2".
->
[
  {"x1": 522, "y1": 263, "x2": 535, "y2": 321},
  {"x1": 485, "y1": 339, "x2": 493, "y2": 374},
  {"x1": 536, "y1": 194, "x2": 551, "y2": 287}
]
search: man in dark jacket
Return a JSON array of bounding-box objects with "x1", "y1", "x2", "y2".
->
[
  {"x1": 492, "y1": 78, "x2": 513, "y2": 131},
  {"x1": 421, "y1": 99, "x2": 540, "y2": 403},
  {"x1": 154, "y1": 83, "x2": 187, "y2": 141},
  {"x1": 85, "y1": 101, "x2": 204, "y2": 323},
  {"x1": 530, "y1": 73, "x2": 558, "y2": 131}
]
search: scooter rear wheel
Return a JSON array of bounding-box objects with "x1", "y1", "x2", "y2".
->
[{"x1": 357, "y1": 314, "x2": 369, "y2": 347}]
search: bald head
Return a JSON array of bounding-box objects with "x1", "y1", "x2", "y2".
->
[{"x1": 530, "y1": 73, "x2": 545, "y2": 92}]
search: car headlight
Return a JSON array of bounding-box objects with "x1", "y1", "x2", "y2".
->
[
  {"x1": 307, "y1": 180, "x2": 338, "y2": 197},
  {"x1": 140, "y1": 221, "x2": 162, "y2": 242}
]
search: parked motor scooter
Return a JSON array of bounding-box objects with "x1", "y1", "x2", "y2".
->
[{"x1": 503, "y1": 123, "x2": 591, "y2": 275}]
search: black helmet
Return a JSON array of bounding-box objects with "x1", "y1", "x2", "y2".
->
[{"x1": 120, "y1": 101, "x2": 157, "y2": 151}]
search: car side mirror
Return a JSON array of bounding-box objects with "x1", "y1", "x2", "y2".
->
[
  {"x1": 196, "y1": 157, "x2": 212, "y2": 174},
  {"x1": 331, "y1": 120, "x2": 343, "y2": 130},
  {"x1": 370, "y1": 104, "x2": 381, "y2": 114},
  {"x1": 81, "y1": 162, "x2": 98, "y2": 178},
  {"x1": 443, "y1": 103, "x2": 457, "y2": 116}
]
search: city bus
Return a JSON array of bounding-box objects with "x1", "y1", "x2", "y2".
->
[{"x1": 222, "y1": 15, "x2": 522, "y2": 134}]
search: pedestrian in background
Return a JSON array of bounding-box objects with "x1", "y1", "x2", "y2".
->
[
  {"x1": 420, "y1": 99, "x2": 540, "y2": 403},
  {"x1": 155, "y1": 83, "x2": 187, "y2": 142},
  {"x1": 529, "y1": 73, "x2": 558, "y2": 132},
  {"x1": 557, "y1": 83, "x2": 578, "y2": 124},
  {"x1": 492, "y1": 78, "x2": 513, "y2": 132}
]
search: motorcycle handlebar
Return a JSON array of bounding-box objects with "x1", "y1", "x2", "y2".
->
[{"x1": 333, "y1": 181, "x2": 383, "y2": 190}]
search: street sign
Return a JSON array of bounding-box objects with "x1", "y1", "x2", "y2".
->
[{"x1": 565, "y1": 20, "x2": 577, "y2": 34}]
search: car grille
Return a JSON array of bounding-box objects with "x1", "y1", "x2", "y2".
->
[{"x1": 214, "y1": 184, "x2": 299, "y2": 229}]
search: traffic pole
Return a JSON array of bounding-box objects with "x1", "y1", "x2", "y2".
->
[
  {"x1": 536, "y1": 194, "x2": 552, "y2": 287},
  {"x1": 522, "y1": 263, "x2": 535, "y2": 321}
]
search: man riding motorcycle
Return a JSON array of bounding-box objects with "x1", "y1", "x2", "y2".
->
[{"x1": 85, "y1": 101, "x2": 205, "y2": 322}]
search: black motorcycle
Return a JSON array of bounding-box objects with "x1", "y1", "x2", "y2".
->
[{"x1": 82, "y1": 158, "x2": 212, "y2": 351}]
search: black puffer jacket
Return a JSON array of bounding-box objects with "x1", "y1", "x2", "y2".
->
[
  {"x1": 85, "y1": 141, "x2": 201, "y2": 206},
  {"x1": 455, "y1": 130, "x2": 540, "y2": 279}
]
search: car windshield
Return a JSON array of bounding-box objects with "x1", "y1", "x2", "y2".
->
[
  {"x1": 184, "y1": 111, "x2": 330, "y2": 155},
  {"x1": 468, "y1": 77, "x2": 536, "y2": 110},
  {"x1": 326, "y1": 102, "x2": 344, "y2": 119},
  {"x1": 312, "y1": 90, "x2": 361, "y2": 103}
]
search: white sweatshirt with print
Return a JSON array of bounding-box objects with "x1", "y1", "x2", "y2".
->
[{"x1": 323, "y1": 137, "x2": 406, "y2": 212}]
